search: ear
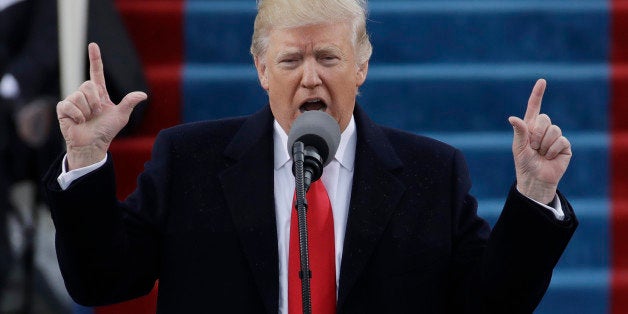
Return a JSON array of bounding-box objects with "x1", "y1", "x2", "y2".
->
[
  {"x1": 254, "y1": 55, "x2": 269, "y2": 91},
  {"x1": 356, "y1": 60, "x2": 369, "y2": 87}
]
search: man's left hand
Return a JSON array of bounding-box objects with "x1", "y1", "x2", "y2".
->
[{"x1": 508, "y1": 79, "x2": 572, "y2": 204}]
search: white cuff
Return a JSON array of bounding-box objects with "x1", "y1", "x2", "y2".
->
[
  {"x1": 0, "y1": 74, "x2": 20, "y2": 99},
  {"x1": 0, "y1": 0, "x2": 27, "y2": 11},
  {"x1": 57, "y1": 154, "x2": 108, "y2": 190},
  {"x1": 517, "y1": 188, "x2": 565, "y2": 220}
]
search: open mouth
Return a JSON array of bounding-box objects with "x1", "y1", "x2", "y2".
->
[{"x1": 299, "y1": 98, "x2": 327, "y2": 112}]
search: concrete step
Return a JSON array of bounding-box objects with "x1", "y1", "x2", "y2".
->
[
  {"x1": 480, "y1": 195, "x2": 610, "y2": 312},
  {"x1": 183, "y1": 1, "x2": 608, "y2": 64},
  {"x1": 360, "y1": 64, "x2": 608, "y2": 132},
  {"x1": 478, "y1": 198, "x2": 609, "y2": 268},
  {"x1": 428, "y1": 132, "x2": 607, "y2": 199},
  {"x1": 537, "y1": 268, "x2": 608, "y2": 314},
  {"x1": 182, "y1": 63, "x2": 608, "y2": 132}
]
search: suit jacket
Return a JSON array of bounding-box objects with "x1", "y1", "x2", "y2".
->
[{"x1": 44, "y1": 105, "x2": 577, "y2": 314}]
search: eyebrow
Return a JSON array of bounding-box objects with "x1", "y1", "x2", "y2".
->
[
  {"x1": 314, "y1": 45, "x2": 344, "y2": 56},
  {"x1": 275, "y1": 49, "x2": 302, "y2": 61},
  {"x1": 274, "y1": 44, "x2": 345, "y2": 61}
]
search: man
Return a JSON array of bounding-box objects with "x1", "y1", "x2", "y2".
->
[{"x1": 44, "y1": 0, "x2": 576, "y2": 313}]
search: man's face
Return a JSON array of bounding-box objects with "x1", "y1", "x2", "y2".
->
[{"x1": 254, "y1": 22, "x2": 368, "y2": 133}]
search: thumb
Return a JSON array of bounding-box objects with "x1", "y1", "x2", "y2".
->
[
  {"x1": 508, "y1": 116, "x2": 529, "y2": 154},
  {"x1": 117, "y1": 91, "x2": 147, "y2": 116}
]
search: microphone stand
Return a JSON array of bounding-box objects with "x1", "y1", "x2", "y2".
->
[{"x1": 293, "y1": 141, "x2": 312, "y2": 314}]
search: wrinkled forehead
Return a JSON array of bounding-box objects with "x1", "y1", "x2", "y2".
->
[
  {"x1": 260, "y1": 28, "x2": 355, "y2": 66},
  {"x1": 265, "y1": 22, "x2": 356, "y2": 53}
]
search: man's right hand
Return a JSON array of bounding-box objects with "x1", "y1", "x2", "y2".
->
[{"x1": 57, "y1": 43, "x2": 147, "y2": 170}]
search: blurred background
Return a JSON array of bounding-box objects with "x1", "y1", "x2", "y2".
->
[{"x1": 0, "y1": 0, "x2": 625, "y2": 313}]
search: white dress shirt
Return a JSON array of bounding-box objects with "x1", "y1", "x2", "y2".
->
[{"x1": 273, "y1": 117, "x2": 356, "y2": 314}]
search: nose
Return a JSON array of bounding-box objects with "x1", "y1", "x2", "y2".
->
[{"x1": 300, "y1": 59, "x2": 322, "y2": 89}]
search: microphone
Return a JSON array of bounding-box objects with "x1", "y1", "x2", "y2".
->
[{"x1": 287, "y1": 111, "x2": 341, "y2": 191}]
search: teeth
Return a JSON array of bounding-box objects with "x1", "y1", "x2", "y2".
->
[{"x1": 299, "y1": 98, "x2": 327, "y2": 113}]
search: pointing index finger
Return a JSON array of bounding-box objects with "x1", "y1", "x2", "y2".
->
[
  {"x1": 523, "y1": 78, "x2": 546, "y2": 125},
  {"x1": 88, "y1": 43, "x2": 107, "y2": 87}
]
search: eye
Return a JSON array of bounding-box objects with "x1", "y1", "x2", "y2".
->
[
  {"x1": 319, "y1": 55, "x2": 340, "y2": 65},
  {"x1": 277, "y1": 56, "x2": 300, "y2": 68}
]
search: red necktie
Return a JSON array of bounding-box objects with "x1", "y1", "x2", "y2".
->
[{"x1": 288, "y1": 180, "x2": 336, "y2": 314}]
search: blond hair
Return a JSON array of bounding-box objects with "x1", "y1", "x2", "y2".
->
[{"x1": 250, "y1": 0, "x2": 372, "y2": 66}]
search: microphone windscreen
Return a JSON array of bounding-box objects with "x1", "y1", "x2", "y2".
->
[{"x1": 287, "y1": 111, "x2": 341, "y2": 167}]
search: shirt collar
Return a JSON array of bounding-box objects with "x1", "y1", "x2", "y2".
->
[{"x1": 273, "y1": 115, "x2": 357, "y2": 171}]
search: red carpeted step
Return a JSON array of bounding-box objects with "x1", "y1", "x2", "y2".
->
[
  {"x1": 612, "y1": 198, "x2": 628, "y2": 314},
  {"x1": 91, "y1": 1, "x2": 183, "y2": 314},
  {"x1": 611, "y1": 65, "x2": 628, "y2": 132},
  {"x1": 115, "y1": 0, "x2": 184, "y2": 136},
  {"x1": 612, "y1": 133, "x2": 628, "y2": 195},
  {"x1": 138, "y1": 64, "x2": 182, "y2": 135},
  {"x1": 612, "y1": 3, "x2": 628, "y2": 313},
  {"x1": 110, "y1": 135, "x2": 156, "y2": 200},
  {"x1": 612, "y1": 270, "x2": 628, "y2": 314},
  {"x1": 611, "y1": 116, "x2": 628, "y2": 314},
  {"x1": 99, "y1": 135, "x2": 159, "y2": 314},
  {"x1": 612, "y1": 2, "x2": 628, "y2": 133},
  {"x1": 115, "y1": 0, "x2": 183, "y2": 67},
  {"x1": 612, "y1": 2, "x2": 628, "y2": 62}
]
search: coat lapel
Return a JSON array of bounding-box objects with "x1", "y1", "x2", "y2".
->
[
  {"x1": 216, "y1": 105, "x2": 406, "y2": 312},
  {"x1": 219, "y1": 106, "x2": 279, "y2": 314},
  {"x1": 337, "y1": 106, "x2": 407, "y2": 310}
]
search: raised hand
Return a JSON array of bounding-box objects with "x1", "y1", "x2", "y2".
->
[
  {"x1": 508, "y1": 79, "x2": 572, "y2": 204},
  {"x1": 57, "y1": 43, "x2": 147, "y2": 170}
]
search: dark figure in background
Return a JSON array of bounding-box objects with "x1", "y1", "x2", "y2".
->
[
  {"x1": 0, "y1": 0, "x2": 148, "y2": 304},
  {"x1": 0, "y1": 0, "x2": 60, "y2": 298}
]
